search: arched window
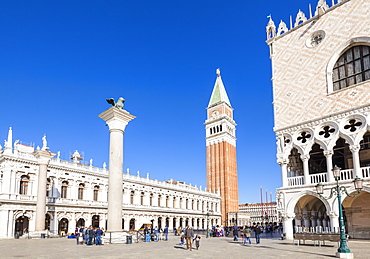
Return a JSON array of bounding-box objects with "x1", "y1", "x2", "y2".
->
[
  {"x1": 130, "y1": 191, "x2": 135, "y2": 204},
  {"x1": 333, "y1": 45, "x2": 370, "y2": 91},
  {"x1": 61, "y1": 181, "x2": 68, "y2": 198},
  {"x1": 166, "y1": 196, "x2": 169, "y2": 207},
  {"x1": 186, "y1": 199, "x2": 189, "y2": 209},
  {"x1": 140, "y1": 192, "x2": 144, "y2": 205},
  {"x1": 173, "y1": 197, "x2": 176, "y2": 208},
  {"x1": 150, "y1": 193, "x2": 153, "y2": 206},
  {"x1": 93, "y1": 185, "x2": 99, "y2": 201},
  {"x1": 19, "y1": 175, "x2": 29, "y2": 195},
  {"x1": 158, "y1": 195, "x2": 161, "y2": 207},
  {"x1": 180, "y1": 198, "x2": 183, "y2": 209},
  {"x1": 78, "y1": 183, "x2": 84, "y2": 200}
]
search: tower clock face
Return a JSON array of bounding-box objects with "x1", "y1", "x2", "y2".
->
[
  {"x1": 306, "y1": 30, "x2": 326, "y2": 48},
  {"x1": 212, "y1": 110, "x2": 219, "y2": 118}
]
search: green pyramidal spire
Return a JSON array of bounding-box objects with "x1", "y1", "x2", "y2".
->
[{"x1": 208, "y1": 68, "x2": 231, "y2": 108}]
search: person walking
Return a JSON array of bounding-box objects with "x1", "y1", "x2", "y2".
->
[
  {"x1": 184, "y1": 226, "x2": 194, "y2": 251},
  {"x1": 243, "y1": 226, "x2": 252, "y2": 245},
  {"x1": 164, "y1": 226, "x2": 169, "y2": 241},
  {"x1": 194, "y1": 235, "x2": 201, "y2": 250},
  {"x1": 254, "y1": 225, "x2": 261, "y2": 244},
  {"x1": 233, "y1": 225, "x2": 239, "y2": 241}
]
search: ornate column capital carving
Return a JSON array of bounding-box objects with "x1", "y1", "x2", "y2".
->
[
  {"x1": 324, "y1": 150, "x2": 334, "y2": 156},
  {"x1": 300, "y1": 154, "x2": 310, "y2": 161},
  {"x1": 349, "y1": 145, "x2": 360, "y2": 153}
]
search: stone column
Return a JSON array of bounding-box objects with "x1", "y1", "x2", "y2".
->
[
  {"x1": 99, "y1": 106, "x2": 135, "y2": 232},
  {"x1": 301, "y1": 155, "x2": 310, "y2": 185},
  {"x1": 350, "y1": 145, "x2": 361, "y2": 177},
  {"x1": 282, "y1": 213, "x2": 295, "y2": 240},
  {"x1": 34, "y1": 150, "x2": 55, "y2": 231},
  {"x1": 328, "y1": 211, "x2": 339, "y2": 232},
  {"x1": 324, "y1": 150, "x2": 334, "y2": 182},
  {"x1": 278, "y1": 159, "x2": 288, "y2": 187}
]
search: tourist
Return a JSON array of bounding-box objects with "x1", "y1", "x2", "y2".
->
[
  {"x1": 101, "y1": 227, "x2": 105, "y2": 245},
  {"x1": 87, "y1": 225, "x2": 94, "y2": 245},
  {"x1": 164, "y1": 226, "x2": 169, "y2": 241},
  {"x1": 84, "y1": 227, "x2": 89, "y2": 245},
  {"x1": 194, "y1": 235, "x2": 201, "y2": 250},
  {"x1": 254, "y1": 225, "x2": 261, "y2": 244},
  {"x1": 94, "y1": 227, "x2": 103, "y2": 245},
  {"x1": 233, "y1": 225, "x2": 239, "y2": 241},
  {"x1": 154, "y1": 226, "x2": 160, "y2": 241},
  {"x1": 243, "y1": 226, "x2": 252, "y2": 245},
  {"x1": 184, "y1": 226, "x2": 194, "y2": 251}
]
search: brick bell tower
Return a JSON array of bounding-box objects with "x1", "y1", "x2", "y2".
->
[{"x1": 205, "y1": 68, "x2": 239, "y2": 226}]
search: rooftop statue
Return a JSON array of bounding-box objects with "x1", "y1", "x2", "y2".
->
[{"x1": 106, "y1": 97, "x2": 125, "y2": 110}]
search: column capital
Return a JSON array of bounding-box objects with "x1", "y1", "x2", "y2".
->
[
  {"x1": 349, "y1": 144, "x2": 360, "y2": 153},
  {"x1": 300, "y1": 154, "x2": 310, "y2": 161},
  {"x1": 323, "y1": 150, "x2": 334, "y2": 156},
  {"x1": 99, "y1": 107, "x2": 136, "y2": 132},
  {"x1": 33, "y1": 150, "x2": 56, "y2": 165}
]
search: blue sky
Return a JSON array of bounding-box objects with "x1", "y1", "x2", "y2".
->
[{"x1": 0, "y1": 0, "x2": 318, "y2": 203}]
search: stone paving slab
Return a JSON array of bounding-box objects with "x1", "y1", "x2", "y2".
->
[{"x1": 0, "y1": 234, "x2": 369, "y2": 259}]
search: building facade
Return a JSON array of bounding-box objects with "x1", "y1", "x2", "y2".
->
[
  {"x1": 239, "y1": 203, "x2": 279, "y2": 226},
  {"x1": 267, "y1": 0, "x2": 370, "y2": 240},
  {"x1": 205, "y1": 69, "x2": 239, "y2": 226},
  {"x1": 0, "y1": 128, "x2": 221, "y2": 238}
]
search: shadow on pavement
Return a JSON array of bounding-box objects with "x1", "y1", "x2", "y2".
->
[{"x1": 173, "y1": 245, "x2": 187, "y2": 250}]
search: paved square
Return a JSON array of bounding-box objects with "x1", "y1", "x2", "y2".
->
[{"x1": 1, "y1": 234, "x2": 369, "y2": 258}]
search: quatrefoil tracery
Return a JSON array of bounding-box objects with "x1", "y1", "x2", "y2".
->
[
  {"x1": 319, "y1": 126, "x2": 335, "y2": 138},
  {"x1": 297, "y1": 131, "x2": 311, "y2": 144},
  {"x1": 344, "y1": 119, "x2": 362, "y2": 132}
]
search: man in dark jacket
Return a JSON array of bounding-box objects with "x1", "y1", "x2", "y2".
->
[
  {"x1": 254, "y1": 225, "x2": 262, "y2": 244},
  {"x1": 184, "y1": 226, "x2": 194, "y2": 251},
  {"x1": 164, "y1": 227, "x2": 169, "y2": 241}
]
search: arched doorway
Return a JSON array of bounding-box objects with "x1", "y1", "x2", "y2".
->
[
  {"x1": 14, "y1": 216, "x2": 29, "y2": 236},
  {"x1": 293, "y1": 195, "x2": 329, "y2": 230},
  {"x1": 58, "y1": 218, "x2": 68, "y2": 236},
  {"x1": 179, "y1": 218, "x2": 183, "y2": 228},
  {"x1": 122, "y1": 219, "x2": 125, "y2": 230},
  {"x1": 343, "y1": 191, "x2": 370, "y2": 239},
  {"x1": 202, "y1": 219, "x2": 205, "y2": 229},
  {"x1": 129, "y1": 218, "x2": 135, "y2": 230},
  {"x1": 76, "y1": 218, "x2": 85, "y2": 228},
  {"x1": 185, "y1": 218, "x2": 189, "y2": 227},
  {"x1": 92, "y1": 215, "x2": 99, "y2": 227},
  {"x1": 165, "y1": 217, "x2": 169, "y2": 228},
  {"x1": 45, "y1": 214, "x2": 51, "y2": 230},
  {"x1": 158, "y1": 217, "x2": 162, "y2": 229}
]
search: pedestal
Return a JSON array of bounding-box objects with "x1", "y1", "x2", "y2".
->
[{"x1": 99, "y1": 106, "x2": 135, "y2": 232}]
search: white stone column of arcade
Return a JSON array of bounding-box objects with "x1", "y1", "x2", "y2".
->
[
  {"x1": 301, "y1": 155, "x2": 310, "y2": 185},
  {"x1": 99, "y1": 106, "x2": 135, "y2": 232},
  {"x1": 349, "y1": 145, "x2": 361, "y2": 177},
  {"x1": 324, "y1": 150, "x2": 335, "y2": 182},
  {"x1": 282, "y1": 213, "x2": 295, "y2": 240},
  {"x1": 34, "y1": 150, "x2": 55, "y2": 232}
]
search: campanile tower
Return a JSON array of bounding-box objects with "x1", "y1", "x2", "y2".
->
[{"x1": 205, "y1": 69, "x2": 239, "y2": 225}]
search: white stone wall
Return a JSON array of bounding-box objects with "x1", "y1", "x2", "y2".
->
[
  {"x1": 0, "y1": 144, "x2": 221, "y2": 238},
  {"x1": 269, "y1": 0, "x2": 370, "y2": 131}
]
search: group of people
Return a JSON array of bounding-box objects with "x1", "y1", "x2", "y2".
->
[
  {"x1": 232, "y1": 225, "x2": 262, "y2": 244},
  {"x1": 143, "y1": 226, "x2": 169, "y2": 242},
  {"x1": 177, "y1": 226, "x2": 201, "y2": 251},
  {"x1": 75, "y1": 226, "x2": 105, "y2": 246}
]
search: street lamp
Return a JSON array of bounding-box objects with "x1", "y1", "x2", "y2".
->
[
  {"x1": 315, "y1": 165, "x2": 363, "y2": 258},
  {"x1": 206, "y1": 205, "x2": 210, "y2": 238}
]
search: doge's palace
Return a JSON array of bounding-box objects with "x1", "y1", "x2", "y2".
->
[{"x1": 267, "y1": 0, "x2": 370, "y2": 240}]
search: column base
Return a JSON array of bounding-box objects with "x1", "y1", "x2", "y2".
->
[{"x1": 336, "y1": 252, "x2": 354, "y2": 259}]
